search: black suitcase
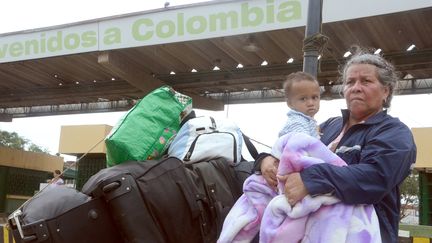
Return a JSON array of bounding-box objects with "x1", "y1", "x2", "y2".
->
[
  {"x1": 82, "y1": 157, "x2": 207, "y2": 243},
  {"x1": 82, "y1": 157, "x2": 253, "y2": 243},
  {"x1": 8, "y1": 186, "x2": 122, "y2": 243}
]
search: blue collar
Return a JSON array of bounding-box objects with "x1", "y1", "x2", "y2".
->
[{"x1": 341, "y1": 109, "x2": 388, "y2": 125}]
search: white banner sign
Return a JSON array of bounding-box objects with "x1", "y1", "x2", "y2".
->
[{"x1": 0, "y1": 0, "x2": 430, "y2": 63}]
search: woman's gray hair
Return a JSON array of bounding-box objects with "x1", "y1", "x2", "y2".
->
[{"x1": 340, "y1": 49, "x2": 399, "y2": 108}]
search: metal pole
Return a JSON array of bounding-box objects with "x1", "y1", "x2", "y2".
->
[{"x1": 302, "y1": 0, "x2": 323, "y2": 78}]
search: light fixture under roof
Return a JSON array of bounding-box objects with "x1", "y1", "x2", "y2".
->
[
  {"x1": 75, "y1": 81, "x2": 80, "y2": 85},
  {"x1": 403, "y1": 73, "x2": 414, "y2": 79},
  {"x1": 343, "y1": 51, "x2": 352, "y2": 58},
  {"x1": 374, "y1": 48, "x2": 382, "y2": 55},
  {"x1": 170, "y1": 71, "x2": 176, "y2": 75},
  {"x1": 317, "y1": 55, "x2": 321, "y2": 60},
  {"x1": 191, "y1": 69, "x2": 197, "y2": 72},
  {"x1": 111, "y1": 77, "x2": 116, "y2": 81},
  {"x1": 261, "y1": 60, "x2": 268, "y2": 66},
  {"x1": 407, "y1": 44, "x2": 416, "y2": 51},
  {"x1": 287, "y1": 58, "x2": 294, "y2": 63},
  {"x1": 213, "y1": 59, "x2": 221, "y2": 71},
  {"x1": 242, "y1": 34, "x2": 261, "y2": 52},
  {"x1": 236, "y1": 63, "x2": 244, "y2": 69}
]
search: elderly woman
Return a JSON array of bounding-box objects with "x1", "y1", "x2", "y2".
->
[{"x1": 257, "y1": 50, "x2": 416, "y2": 243}]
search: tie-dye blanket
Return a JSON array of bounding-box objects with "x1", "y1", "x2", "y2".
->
[{"x1": 218, "y1": 132, "x2": 381, "y2": 243}]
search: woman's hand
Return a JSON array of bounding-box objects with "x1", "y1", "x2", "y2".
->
[
  {"x1": 260, "y1": 155, "x2": 279, "y2": 188},
  {"x1": 278, "y1": 172, "x2": 309, "y2": 205}
]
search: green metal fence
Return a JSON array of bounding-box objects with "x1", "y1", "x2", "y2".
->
[{"x1": 75, "y1": 155, "x2": 107, "y2": 190}]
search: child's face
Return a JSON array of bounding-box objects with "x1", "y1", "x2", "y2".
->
[{"x1": 287, "y1": 80, "x2": 320, "y2": 117}]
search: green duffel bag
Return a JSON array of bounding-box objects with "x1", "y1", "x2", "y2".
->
[{"x1": 105, "y1": 86, "x2": 192, "y2": 166}]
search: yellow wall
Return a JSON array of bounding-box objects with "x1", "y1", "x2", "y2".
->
[
  {"x1": 412, "y1": 127, "x2": 432, "y2": 169},
  {"x1": 0, "y1": 146, "x2": 63, "y2": 172},
  {"x1": 58, "y1": 124, "x2": 112, "y2": 155}
]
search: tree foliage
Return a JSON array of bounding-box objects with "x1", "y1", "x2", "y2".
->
[
  {"x1": 0, "y1": 129, "x2": 50, "y2": 153},
  {"x1": 400, "y1": 170, "x2": 419, "y2": 222}
]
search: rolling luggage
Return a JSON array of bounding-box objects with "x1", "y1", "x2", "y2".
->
[
  {"x1": 8, "y1": 186, "x2": 122, "y2": 243},
  {"x1": 82, "y1": 157, "x2": 207, "y2": 243},
  {"x1": 82, "y1": 157, "x2": 253, "y2": 243}
]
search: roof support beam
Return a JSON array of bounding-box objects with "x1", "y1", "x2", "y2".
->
[{"x1": 98, "y1": 51, "x2": 224, "y2": 111}]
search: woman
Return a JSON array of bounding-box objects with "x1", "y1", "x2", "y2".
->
[{"x1": 257, "y1": 50, "x2": 416, "y2": 243}]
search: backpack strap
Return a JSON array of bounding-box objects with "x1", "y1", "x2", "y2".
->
[{"x1": 242, "y1": 134, "x2": 259, "y2": 161}]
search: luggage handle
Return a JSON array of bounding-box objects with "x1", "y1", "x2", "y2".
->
[
  {"x1": 8, "y1": 210, "x2": 41, "y2": 242},
  {"x1": 102, "y1": 181, "x2": 121, "y2": 193},
  {"x1": 99, "y1": 174, "x2": 133, "y2": 201}
]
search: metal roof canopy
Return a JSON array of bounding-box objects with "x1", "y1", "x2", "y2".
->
[{"x1": 0, "y1": 0, "x2": 431, "y2": 120}]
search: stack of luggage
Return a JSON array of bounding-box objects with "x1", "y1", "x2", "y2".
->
[{"x1": 8, "y1": 86, "x2": 259, "y2": 243}]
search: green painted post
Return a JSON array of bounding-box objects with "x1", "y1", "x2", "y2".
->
[
  {"x1": 0, "y1": 166, "x2": 8, "y2": 213},
  {"x1": 419, "y1": 171, "x2": 431, "y2": 225}
]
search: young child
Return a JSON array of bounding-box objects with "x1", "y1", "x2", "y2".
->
[
  {"x1": 278, "y1": 71, "x2": 321, "y2": 138},
  {"x1": 258, "y1": 72, "x2": 321, "y2": 188}
]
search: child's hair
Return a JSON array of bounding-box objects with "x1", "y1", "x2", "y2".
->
[{"x1": 283, "y1": 71, "x2": 318, "y2": 98}]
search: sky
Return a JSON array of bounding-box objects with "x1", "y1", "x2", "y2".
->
[{"x1": 1, "y1": 0, "x2": 432, "y2": 161}]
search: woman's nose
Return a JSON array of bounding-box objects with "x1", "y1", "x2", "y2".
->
[{"x1": 350, "y1": 80, "x2": 362, "y2": 91}]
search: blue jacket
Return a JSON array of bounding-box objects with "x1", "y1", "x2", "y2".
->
[{"x1": 301, "y1": 109, "x2": 416, "y2": 243}]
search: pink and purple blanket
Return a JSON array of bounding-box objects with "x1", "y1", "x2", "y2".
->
[{"x1": 218, "y1": 132, "x2": 381, "y2": 243}]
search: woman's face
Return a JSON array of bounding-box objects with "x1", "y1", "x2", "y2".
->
[{"x1": 343, "y1": 64, "x2": 389, "y2": 121}]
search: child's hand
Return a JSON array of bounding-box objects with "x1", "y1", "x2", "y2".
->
[{"x1": 260, "y1": 156, "x2": 279, "y2": 188}]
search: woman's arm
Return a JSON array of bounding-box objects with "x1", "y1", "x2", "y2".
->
[{"x1": 300, "y1": 122, "x2": 416, "y2": 204}]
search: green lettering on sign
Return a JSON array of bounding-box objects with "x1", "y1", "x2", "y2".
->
[
  {"x1": 104, "y1": 28, "x2": 122, "y2": 45},
  {"x1": 82, "y1": 31, "x2": 97, "y2": 47},
  {"x1": 10, "y1": 42, "x2": 24, "y2": 57},
  {"x1": 64, "y1": 33, "x2": 80, "y2": 50},
  {"x1": 277, "y1": 1, "x2": 301, "y2": 22},
  {"x1": 24, "y1": 40, "x2": 39, "y2": 55},
  {"x1": 241, "y1": 2, "x2": 264, "y2": 27},
  {"x1": 47, "y1": 31, "x2": 63, "y2": 52},
  {"x1": 156, "y1": 20, "x2": 175, "y2": 38},
  {"x1": 186, "y1": 16, "x2": 207, "y2": 34},
  {"x1": 209, "y1": 11, "x2": 238, "y2": 31},
  {"x1": 132, "y1": 18, "x2": 154, "y2": 41}
]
